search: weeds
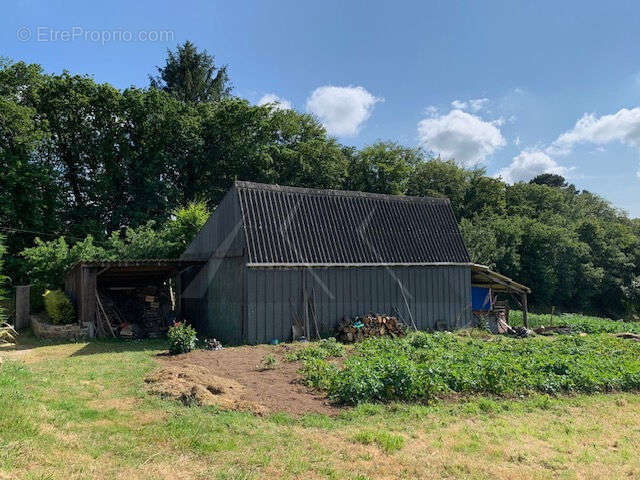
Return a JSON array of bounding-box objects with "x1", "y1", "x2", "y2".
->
[
  {"x1": 258, "y1": 353, "x2": 277, "y2": 370},
  {"x1": 285, "y1": 337, "x2": 344, "y2": 362}
]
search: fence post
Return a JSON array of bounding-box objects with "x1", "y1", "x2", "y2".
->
[{"x1": 15, "y1": 285, "x2": 31, "y2": 330}]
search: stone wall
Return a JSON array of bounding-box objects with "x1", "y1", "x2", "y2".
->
[{"x1": 31, "y1": 315, "x2": 88, "y2": 340}]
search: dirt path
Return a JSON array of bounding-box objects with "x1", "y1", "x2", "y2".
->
[{"x1": 155, "y1": 344, "x2": 342, "y2": 416}]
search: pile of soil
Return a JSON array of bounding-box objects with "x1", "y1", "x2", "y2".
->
[
  {"x1": 145, "y1": 364, "x2": 268, "y2": 415},
  {"x1": 150, "y1": 345, "x2": 340, "y2": 416}
]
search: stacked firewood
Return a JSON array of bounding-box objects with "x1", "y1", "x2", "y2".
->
[{"x1": 336, "y1": 313, "x2": 406, "y2": 343}]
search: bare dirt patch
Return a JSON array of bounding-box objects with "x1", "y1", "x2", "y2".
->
[{"x1": 152, "y1": 344, "x2": 341, "y2": 416}]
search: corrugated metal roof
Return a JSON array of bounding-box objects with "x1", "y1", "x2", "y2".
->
[
  {"x1": 235, "y1": 181, "x2": 470, "y2": 265},
  {"x1": 471, "y1": 263, "x2": 531, "y2": 293}
]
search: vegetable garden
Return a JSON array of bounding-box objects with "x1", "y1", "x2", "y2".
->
[{"x1": 294, "y1": 330, "x2": 640, "y2": 405}]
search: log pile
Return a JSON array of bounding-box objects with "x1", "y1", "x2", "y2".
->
[
  {"x1": 97, "y1": 286, "x2": 172, "y2": 339},
  {"x1": 336, "y1": 313, "x2": 406, "y2": 343}
]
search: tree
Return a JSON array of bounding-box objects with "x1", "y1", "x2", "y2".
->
[
  {"x1": 345, "y1": 142, "x2": 421, "y2": 194},
  {"x1": 0, "y1": 62, "x2": 61, "y2": 282},
  {"x1": 406, "y1": 159, "x2": 469, "y2": 219},
  {"x1": 464, "y1": 170, "x2": 506, "y2": 217},
  {"x1": 150, "y1": 41, "x2": 231, "y2": 103},
  {"x1": 530, "y1": 173, "x2": 568, "y2": 188}
]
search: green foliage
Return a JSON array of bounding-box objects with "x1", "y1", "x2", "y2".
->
[
  {"x1": 1, "y1": 54, "x2": 639, "y2": 319},
  {"x1": 259, "y1": 353, "x2": 277, "y2": 370},
  {"x1": 19, "y1": 201, "x2": 210, "y2": 290},
  {"x1": 21, "y1": 235, "x2": 109, "y2": 290},
  {"x1": 285, "y1": 337, "x2": 345, "y2": 361},
  {"x1": 509, "y1": 310, "x2": 640, "y2": 333},
  {"x1": 299, "y1": 329, "x2": 640, "y2": 405},
  {"x1": 162, "y1": 201, "x2": 211, "y2": 257},
  {"x1": 530, "y1": 173, "x2": 569, "y2": 188},
  {"x1": 43, "y1": 289, "x2": 75, "y2": 324},
  {"x1": 150, "y1": 40, "x2": 231, "y2": 103},
  {"x1": 346, "y1": 142, "x2": 422, "y2": 194},
  {"x1": 167, "y1": 323, "x2": 197, "y2": 354},
  {"x1": 298, "y1": 357, "x2": 340, "y2": 390}
]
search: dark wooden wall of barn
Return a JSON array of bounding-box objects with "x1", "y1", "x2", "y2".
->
[
  {"x1": 180, "y1": 185, "x2": 246, "y2": 344},
  {"x1": 243, "y1": 265, "x2": 471, "y2": 344},
  {"x1": 64, "y1": 265, "x2": 98, "y2": 326},
  {"x1": 182, "y1": 264, "x2": 471, "y2": 345},
  {"x1": 181, "y1": 257, "x2": 244, "y2": 344}
]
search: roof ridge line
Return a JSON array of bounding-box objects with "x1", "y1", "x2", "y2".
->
[{"x1": 233, "y1": 180, "x2": 451, "y2": 204}]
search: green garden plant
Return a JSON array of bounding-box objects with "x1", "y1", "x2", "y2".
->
[
  {"x1": 167, "y1": 322, "x2": 197, "y2": 354},
  {"x1": 42, "y1": 290, "x2": 75, "y2": 324},
  {"x1": 259, "y1": 353, "x2": 278, "y2": 370},
  {"x1": 299, "y1": 330, "x2": 640, "y2": 405},
  {"x1": 285, "y1": 337, "x2": 345, "y2": 362}
]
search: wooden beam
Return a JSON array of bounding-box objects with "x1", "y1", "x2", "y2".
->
[
  {"x1": 95, "y1": 290, "x2": 116, "y2": 338},
  {"x1": 521, "y1": 292, "x2": 529, "y2": 329}
]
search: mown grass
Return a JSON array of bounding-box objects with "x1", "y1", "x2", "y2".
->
[
  {"x1": 3, "y1": 322, "x2": 640, "y2": 479},
  {"x1": 351, "y1": 430, "x2": 405, "y2": 453}
]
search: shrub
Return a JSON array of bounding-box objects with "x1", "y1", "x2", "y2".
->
[
  {"x1": 43, "y1": 290, "x2": 75, "y2": 324},
  {"x1": 298, "y1": 357, "x2": 339, "y2": 390},
  {"x1": 167, "y1": 322, "x2": 197, "y2": 354}
]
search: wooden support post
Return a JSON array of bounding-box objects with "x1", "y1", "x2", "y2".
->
[
  {"x1": 174, "y1": 275, "x2": 182, "y2": 320},
  {"x1": 15, "y1": 285, "x2": 30, "y2": 330},
  {"x1": 521, "y1": 292, "x2": 529, "y2": 329},
  {"x1": 302, "y1": 270, "x2": 309, "y2": 338}
]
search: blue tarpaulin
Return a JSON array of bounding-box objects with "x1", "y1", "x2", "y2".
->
[{"x1": 471, "y1": 286, "x2": 492, "y2": 311}]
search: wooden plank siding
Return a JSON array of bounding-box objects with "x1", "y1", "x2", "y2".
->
[{"x1": 241, "y1": 265, "x2": 471, "y2": 344}]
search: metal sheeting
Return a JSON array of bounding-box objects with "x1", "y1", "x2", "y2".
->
[
  {"x1": 236, "y1": 181, "x2": 470, "y2": 265},
  {"x1": 243, "y1": 265, "x2": 471, "y2": 344},
  {"x1": 181, "y1": 257, "x2": 244, "y2": 344},
  {"x1": 180, "y1": 187, "x2": 244, "y2": 261}
]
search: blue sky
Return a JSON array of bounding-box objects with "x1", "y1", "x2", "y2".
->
[{"x1": 3, "y1": 0, "x2": 640, "y2": 217}]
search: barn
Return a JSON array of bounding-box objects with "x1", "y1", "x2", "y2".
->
[{"x1": 178, "y1": 181, "x2": 476, "y2": 344}]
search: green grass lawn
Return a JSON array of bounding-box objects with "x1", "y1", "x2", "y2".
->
[{"x1": 3, "y1": 325, "x2": 640, "y2": 479}]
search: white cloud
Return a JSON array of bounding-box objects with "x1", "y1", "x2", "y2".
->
[
  {"x1": 497, "y1": 150, "x2": 569, "y2": 183},
  {"x1": 257, "y1": 93, "x2": 292, "y2": 111},
  {"x1": 469, "y1": 98, "x2": 489, "y2": 112},
  {"x1": 451, "y1": 98, "x2": 489, "y2": 113},
  {"x1": 548, "y1": 107, "x2": 640, "y2": 177},
  {"x1": 417, "y1": 109, "x2": 506, "y2": 166},
  {"x1": 306, "y1": 86, "x2": 382, "y2": 136},
  {"x1": 424, "y1": 105, "x2": 439, "y2": 117},
  {"x1": 549, "y1": 107, "x2": 640, "y2": 155}
]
